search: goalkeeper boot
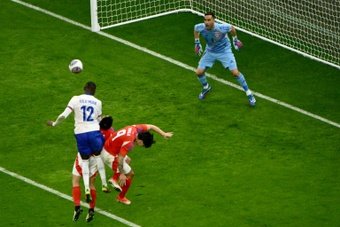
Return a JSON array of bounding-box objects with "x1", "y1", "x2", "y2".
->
[
  {"x1": 86, "y1": 209, "x2": 95, "y2": 223},
  {"x1": 102, "y1": 185, "x2": 111, "y2": 193},
  {"x1": 85, "y1": 189, "x2": 92, "y2": 203},
  {"x1": 108, "y1": 178, "x2": 122, "y2": 192},
  {"x1": 198, "y1": 85, "x2": 212, "y2": 100},
  {"x1": 73, "y1": 206, "x2": 83, "y2": 222},
  {"x1": 248, "y1": 94, "x2": 256, "y2": 107}
]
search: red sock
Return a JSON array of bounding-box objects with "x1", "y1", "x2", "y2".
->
[
  {"x1": 119, "y1": 178, "x2": 132, "y2": 198},
  {"x1": 112, "y1": 161, "x2": 119, "y2": 181},
  {"x1": 90, "y1": 189, "x2": 97, "y2": 209},
  {"x1": 113, "y1": 172, "x2": 119, "y2": 181},
  {"x1": 111, "y1": 160, "x2": 120, "y2": 182},
  {"x1": 72, "y1": 186, "x2": 81, "y2": 206}
]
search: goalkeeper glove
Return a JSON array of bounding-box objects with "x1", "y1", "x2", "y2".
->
[
  {"x1": 232, "y1": 36, "x2": 243, "y2": 51},
  {"x1": 194, "y1": 38, "x2": 203, "y2": 56}
]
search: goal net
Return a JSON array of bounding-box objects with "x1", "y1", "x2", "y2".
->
[
  {"x1": 90, "y1": 0, "x2": 340, "y2": 69},
  {"x1": 91, "y1": 0, "x2": 192, "y2": 30}
]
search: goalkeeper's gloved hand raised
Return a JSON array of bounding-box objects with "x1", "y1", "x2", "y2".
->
[
  {"x1": 232, "y1": 36, "x2": 243, "y2": 51},
  {"x1": 194, "y1": 38, "x2": 203, "y2": 56}
]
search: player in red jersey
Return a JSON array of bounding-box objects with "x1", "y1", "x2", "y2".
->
[
  {"x1": 72, "y1": 116, "x2": 114, "y2": 222},
  {"x1": 98, "y1": 115, "x2": 115, "y2": 193},
  {"x1": 72, "y1": 154, "x2": 97, "y2": 222},
  {"x1": 101, "y1": 124, "x2": 173, "y2": 205},
  {"x1": 99, "y1": 115, "x2": 115, "y2": 141}
]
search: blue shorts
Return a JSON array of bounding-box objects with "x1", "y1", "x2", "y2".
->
[
  {"x1": 198, "y1": 49, "x2": 237, "y2": 71},
  {"x1": 75, "y1": 131, "x2": 104, "y2": 156}
]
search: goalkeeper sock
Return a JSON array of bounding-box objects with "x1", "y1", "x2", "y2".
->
[
  {"x1": 197, "y1": 74, "x2": 209, "y2": 88},
  {"x1": 236, "y1": 73, "x2": 249, "y2": 92},
  {"x1": 72, "y1": 186, "x2": 81, "y2": 206}
]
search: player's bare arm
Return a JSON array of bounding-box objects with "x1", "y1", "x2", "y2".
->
[
  {"x1": 146, "y1": 124, "x2": 173, "y2": 139},
  {"x1": 194, "y1": 31, "x2": 200, "y2": 39},
  {"x1": 229, "y1": 26, "x2": 237, "y2": 37},
  {"x1": 47, "y1": 107, "x2": 72, "y2": 127}
]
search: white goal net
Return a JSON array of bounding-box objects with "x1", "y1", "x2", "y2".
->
[
  {"x1": 91, "y1": 0, "x2": 340, "y2": 69},
  {"x1": 92, "y1": 0, "x2": 192, "y2": 30}
]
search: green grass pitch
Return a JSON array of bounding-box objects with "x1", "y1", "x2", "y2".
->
[{"x1": 0, "y1": 0, "x2": 339, "y2": 226}]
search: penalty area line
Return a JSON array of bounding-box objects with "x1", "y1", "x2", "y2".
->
[
  {"x1": 0, "y1": 166, "x2": 141, "y2": 227},
  {"x1": 10, "y1": 0, "x2": 340, "y2": 129}
]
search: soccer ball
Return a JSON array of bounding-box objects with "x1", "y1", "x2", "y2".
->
[{"x1": 69, "y1": 59, "x2": 83, "y2": 73}]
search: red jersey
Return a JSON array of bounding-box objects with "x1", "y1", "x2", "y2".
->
[
  {"x1": 100, "y1": 127, "x2": 115, "y2": 141},
  {"x1": 104, "y1": 124, "x2": 148, "y2": 157}
]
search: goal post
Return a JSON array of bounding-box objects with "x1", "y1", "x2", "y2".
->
[
  {"x1": 90, "y1": 0, "x2": 340, "y2": 69},
  {"x1": 90, "y1": 0, "x2": 100, "y2": 32}
]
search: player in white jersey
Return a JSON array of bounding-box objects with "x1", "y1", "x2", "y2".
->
[
  {"x1": 47, "y1": 81, "x2": 108, "y2": 203},
  {"x1": 194, "y1": 12, "x2": 256, "y2": 106}
]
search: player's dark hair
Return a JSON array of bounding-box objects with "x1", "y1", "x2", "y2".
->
[
  {"x1": 205, "y1": 12, "x2": 215, "y2": 18},
  {"x1": 99, "y1": 116, "x2": 113, "y2": 130},
  {"x1": 84, "y1": 81, "x2": 96, "y2": 95},
  {"x1": 137, "y1": 131, "x2": 155, "y2": 148}
]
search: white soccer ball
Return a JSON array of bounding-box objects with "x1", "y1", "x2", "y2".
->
[{"x1": 69, "y1": 59, "x2": 83, "y2": 73}]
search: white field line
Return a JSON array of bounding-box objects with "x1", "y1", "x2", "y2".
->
[
  {"x1": 11, "y1": 0, "x2": 340, "y2": 130},
  {"x1": 0, "y1": 166, "x2": 141, "y2": 227}
]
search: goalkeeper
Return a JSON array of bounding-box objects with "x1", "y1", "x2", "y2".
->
[{"x1": 194, "y1": 12, "x2": 256, "y2": 106}]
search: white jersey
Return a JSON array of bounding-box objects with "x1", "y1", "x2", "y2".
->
[{"x1": 67, "y1": 94, "x2": 102, "y2": 134}]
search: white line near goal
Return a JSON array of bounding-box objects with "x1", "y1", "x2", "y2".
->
[
  {"x1": 0, "y1": 166, "x2": 141, "y2": 227},
  {"x1": 11, "y1": 0, "x2": 340, "y2": 130}
]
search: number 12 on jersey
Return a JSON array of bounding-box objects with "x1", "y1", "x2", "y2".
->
[{"x1": 81, "y1": 105, "x2": 94, "y2": 122}]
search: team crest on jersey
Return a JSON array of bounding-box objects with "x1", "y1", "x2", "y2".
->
[{"x1": 214, "y1": 32, "x2": 222, "y2": 39}]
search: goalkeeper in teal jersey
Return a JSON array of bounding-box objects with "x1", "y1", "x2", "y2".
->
[{"x1": 194, "y1": 12, "x2": 256, "y2": 106}]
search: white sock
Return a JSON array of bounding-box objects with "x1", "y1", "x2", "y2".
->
[
  {"x1": 95, "y1": 155, "x2": 107, "y2": 187},
  {"x1": 82, "y1": 159, "x2": 90, "y2": 192}
]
